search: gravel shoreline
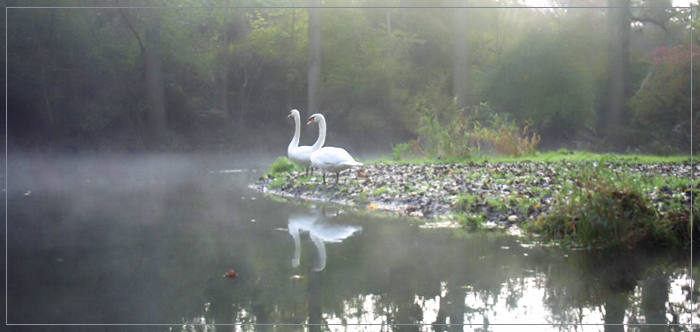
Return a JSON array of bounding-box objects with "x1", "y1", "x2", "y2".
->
[{"x1": 253, "y1": 161, "x2": 697, "y2": 228}]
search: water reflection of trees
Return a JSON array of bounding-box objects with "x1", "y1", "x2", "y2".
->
[
  {"x1": 542, "y1": 248, "x2": 696, "y2": 331},
  {"x1": 178, "y1": 210, "x2": 697, "y2": 332}
]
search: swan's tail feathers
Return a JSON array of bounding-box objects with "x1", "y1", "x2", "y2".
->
[{"x1": 341, "y1": 160, "x2": 363, "y2": 167}]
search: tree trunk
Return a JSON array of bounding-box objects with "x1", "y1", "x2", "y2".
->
[
  {"x1": 144, "y1": 9, "x2": 166, "y2": 144},
  {"x1": 308, "y1": 270, "x2": 322, "y2": 332},
  {"x1": 286, "y1": 9, "x2": 296, "y2": 110},
  {"x1": 602, "y1": 0, "x2": 631, "y2": 140},
  {"x1": 307, "y1": 0, "x2": 322, "y2": 122},
  {"x1": 603, "y1": 292, "x2": 627, "y2": 332},
  {"x1": 221, "y1": 4, "x2": 231, "y2": 134},
  {"x1": 641, "y1": 272, "x2": 671, "y2": 329},
  {"x1": 452, "y1": 1, "x2": 469, "y2": 109}
]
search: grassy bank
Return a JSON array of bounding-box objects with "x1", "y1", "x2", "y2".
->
[
  {"x1": 526, "y1": 161, "x2": 695, "y2": 248},
  {"x1": 384, "y1": 148, "x2": 694, "y2": 165},
  {"x1": 256, "y1": 151, "x2": 697, "y2": 249}
]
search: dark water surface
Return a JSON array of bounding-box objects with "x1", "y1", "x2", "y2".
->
[{"x1": 6, "y1": 153, "x2": 698, "y2": 331}]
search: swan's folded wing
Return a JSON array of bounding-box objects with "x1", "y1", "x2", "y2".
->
[{"x1": 289, "y1": 145, "x2": 314, "y2": 165}]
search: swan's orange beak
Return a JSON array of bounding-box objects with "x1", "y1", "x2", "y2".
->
[
  {"x1": 287, "y1": 113, "x2": 293, "y2": 118},
  {"x1": 307, "y1": 118, "x2": 315, "y2": 125}
]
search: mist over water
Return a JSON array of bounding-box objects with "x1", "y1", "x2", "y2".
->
[
  {"x1": 5, "y1": 152, "x2": 698, "y2": 330},
  {"x1": 7, "y1": 152, "x2": 279, "y2": 324}
]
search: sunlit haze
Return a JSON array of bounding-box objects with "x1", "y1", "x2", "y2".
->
[{"x1": 521, "y1": 0, "x2": 694, "y2": 6}]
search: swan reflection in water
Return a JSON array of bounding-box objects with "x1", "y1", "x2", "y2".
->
[{"x1": 287, "y1": 210, "x2": 362, "y2": 271}]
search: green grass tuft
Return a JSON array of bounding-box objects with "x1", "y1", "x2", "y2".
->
[
  {"x1": 455, "y1": 194, "x2": 479, "y2": 212},
  {"x1": 455, "y1": 211, "x2": 487, "y2": 229},
  {"x1": 269, "y1": 177, "x2": 288, "y2": 189},
  {"x1": 267, "y1": 157, "x2": 303, "y2": 176}
]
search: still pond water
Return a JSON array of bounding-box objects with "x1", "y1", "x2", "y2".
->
[{"x1": 6, "y1": 153, "x2": 698, "y2": 331}]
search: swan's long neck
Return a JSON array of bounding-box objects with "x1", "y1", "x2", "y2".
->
[
  {"x1": 312, "y1": 115, "x2": 326, "y2": 152},
  {"x1": 289, "y1": 224, "x2": 301, "y2": 268},
  {"x1": 310, "y1": 233, "x2": 327, "y2": 271},
  {"x1": 288, "y1": 112, "x2": 301, "y2": 152}
]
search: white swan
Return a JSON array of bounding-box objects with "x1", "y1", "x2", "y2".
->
[
  {"x1": 307, "y1": 113, "x2": 363, "y2": 184},
  {"x1": 287, "y1": 109, "x2": 324, "y2": 174}
]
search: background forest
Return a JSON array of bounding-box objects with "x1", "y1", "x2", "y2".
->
[{"x1": 5, "y1": 0, "x2": 698, "y2": 156}]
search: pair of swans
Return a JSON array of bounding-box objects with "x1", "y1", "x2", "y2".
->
[
  {"x1": 287, "y1": 109, "x2": 362, "y2": 184},
  {"x1": 287, "y1": 109, "x2": 323, "y2": 175}
]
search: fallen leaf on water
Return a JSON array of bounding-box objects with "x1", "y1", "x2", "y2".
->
[{"x1": 224, "y1": 270, "x2": 237, "y2": 279}]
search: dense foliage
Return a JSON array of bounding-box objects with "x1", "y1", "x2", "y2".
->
[
  {"x1": 5, "y1": 1, "x2": 696, "y2": 154},
  {"x1": 482, "y1": 31, "x2": 597, "y2": 140},
  {"x1": 630, "y1": 42, "x2": 699, "y2": 154}
]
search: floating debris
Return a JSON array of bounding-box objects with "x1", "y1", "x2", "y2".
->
[
  {"x1": 224, "y1": 269, "x2": 237, "y2": 279},
  {"x1": 419, "y1": 221, "x2": 461, "y2": 229},
  {"x1": 217, "y1": 169, "x2": 245, "y2": 173}
]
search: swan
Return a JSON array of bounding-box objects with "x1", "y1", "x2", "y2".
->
[
  {"x1": 287, "y1": 109, "x2": 325, "y2": 175},
  {"x1": 307, "y1": 113, "x2": 363, "y2": 184}
]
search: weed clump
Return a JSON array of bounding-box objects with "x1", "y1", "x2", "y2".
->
[
  {"x1": 267, "y1": 157, "x2": 299, "y2": 175},
  {"x1": 392, "y1": 102, "x2": 540, "y2": 160},
  {"x1": 531, "y1": 165, "x2": 694, "y2": 248},
  {"x1": 455, "y1": 211, "x2": 487, "y2": 229}
]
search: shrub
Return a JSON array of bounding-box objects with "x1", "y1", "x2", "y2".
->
[
  {"x1": 392, "y1": 141, "x2": 421, "y2": 161},
  {"x1": 629, "y1": 42, "x2": 699, "y2": 153},
  {"x1": 472, "y1": 117, "x2": 541, "y2": 157},
  {"x1": 396, "y1": 102, "x2": 541, "y2": 159}
]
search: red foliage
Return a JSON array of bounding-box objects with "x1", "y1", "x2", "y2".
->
[{"x1": 649, "y1": 42, "x2": 700, "y2": 66}]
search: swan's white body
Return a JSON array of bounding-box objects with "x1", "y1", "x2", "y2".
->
[
  {"x1": 307, "y1": 113, "x2": 363, "y2": 184},
  {"x1": 287, "y1": 109, "x2": 324, "y2": 168},
  {"x1": 310, "y1": 147, "x2": 363, "y2": 173},
  {"x1": 288, "y1": 211, "x2": 362, "y2": 271}
]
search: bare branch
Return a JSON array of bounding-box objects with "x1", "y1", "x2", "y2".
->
[
  {"x1": 118, "y1": 8, "x2": 145, "y2": 55},
  {"x1": 631, "y1": 16, "x2": 669, "y2": 34}
]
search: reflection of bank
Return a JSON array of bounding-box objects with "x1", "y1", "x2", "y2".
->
[{"x1": 288, "y1": 211, "x2": 362, "y2": 271}]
